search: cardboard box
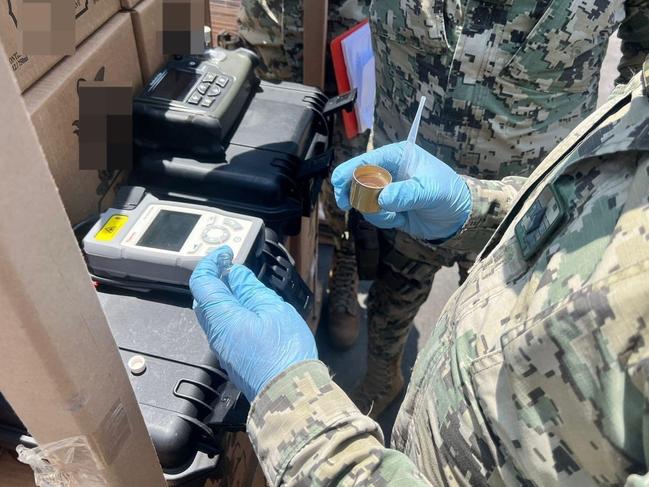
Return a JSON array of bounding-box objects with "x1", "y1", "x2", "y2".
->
[
  {"x1": 0, "y1": 31, "x2": 165, "y2": 485},
  {"x1": 122, "y1": 0, "x2": 143, "y2": 9},
  {"x1": 24, "y1": 13, "x2": 142, "y2": 225},
  {"x1": 1, "y1": 0, "x2": 120, "y2": 92},
  {"x1": 131, "y1": 0, "x2": 165, "y2": 84}
]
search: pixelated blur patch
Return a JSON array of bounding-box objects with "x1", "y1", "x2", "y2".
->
[
  {"x1": 162, "y1": 0, "x2": 205, "y2": 55},
  {"x1": 78, "y1": 82, "x2": 133, "y2": 171},
  {"x1": 19, "y1": 0, "x2": 75, "y2": 55}
]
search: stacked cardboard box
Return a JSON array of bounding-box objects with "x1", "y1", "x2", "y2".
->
[
  {"x1": 130, "y1": 0, "x2": 166, "y2": 84},
  {"x1": 23, "y1": 14, "x2": 142, "y2": 225},
  {"x1": 1, "y1": 0, "x2": 166, "y2": 225},
  {"x1": 1, "y1": 0, "x2": 120, "y2": 92}
]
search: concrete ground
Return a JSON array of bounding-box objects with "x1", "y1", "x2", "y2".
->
[{"x1": 315, "y1": 35, "x2": 622, "y2": 443}]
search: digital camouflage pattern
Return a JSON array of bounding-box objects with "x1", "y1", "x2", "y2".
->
[
  {"x1": 247, "y1": 67, "x2": 649, "y2": 485},
  {"x1": 363, "y1": 0, "x2": 649, "y2": 412},
  {"x1": 370, "y1": 0, "x2": 649, "y2": 177},
  {"x1": 237, "y1": 0, "x2": 371, "y2": 252},
  {"x1": 238, "y1": 0, "x2": 370, "y2": 83}
]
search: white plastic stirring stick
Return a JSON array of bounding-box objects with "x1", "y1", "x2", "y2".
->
[{"x1": 397, "y1": 96, "x2": 427, "y2": 181}]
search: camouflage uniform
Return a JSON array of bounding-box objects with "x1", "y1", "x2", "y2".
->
[
  {"x1": 246, "y1": 63, "x2": 649, "y2": 486},
  {"x1": 356, "y1": 0, "x2": 649, "y2": 415},
  {"x1": 236, "y1": 0, "x2": 371, "y2": 228},
  {"x1": 237, "y1": 0, "x2": 371, "y2": 346}
]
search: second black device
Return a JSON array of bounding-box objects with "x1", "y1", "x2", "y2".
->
[{"x1": 134, "y1": 48, "x2": 258, "y2": 158}]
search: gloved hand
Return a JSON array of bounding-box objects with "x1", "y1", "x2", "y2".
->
[
  {"x1": 190, "y1": 246, "x2": 318, "y2": 402},
  {"x1": 332, "y1": 142, "x2": 472, "y2": 240}
]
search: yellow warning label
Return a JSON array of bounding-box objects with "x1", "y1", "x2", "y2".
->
[{"x1": 96, "y1": 215, "x2": 129, "y2": 241}]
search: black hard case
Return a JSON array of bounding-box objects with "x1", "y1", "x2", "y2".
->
[
  {"x1": 133, "y1": 81, "x2": 331, "y2": 236},
  {"x1": 0, "y1": 289, "x2": 247, "y2": 486}
]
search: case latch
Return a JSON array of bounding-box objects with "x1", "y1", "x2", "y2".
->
[
  {"x1": 322, "y1": 89, "x2": 357, "y2": 117},
  {"x1": 259, "y1": 240, "x2": 313, "y2": 318}
]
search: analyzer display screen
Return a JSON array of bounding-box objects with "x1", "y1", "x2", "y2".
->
[
  {"x1": 137, "y1": 210, "x2": 200, "y2": 251},
  {"x1": 151, "y1": 69, "x2": 200, "y2": 101}
]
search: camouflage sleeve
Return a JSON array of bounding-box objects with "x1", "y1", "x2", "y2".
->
[
  {"x1": 247, "y1": 360, "x2": 434, "y2": 486},
  {"x1": 434, "y1": 175, "x2": 525, "y2": 254},
  {"x1": 616, "y1": 0, "x2": 649, "y2": 85}
]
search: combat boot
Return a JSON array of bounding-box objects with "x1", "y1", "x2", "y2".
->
[
  {"x1": 327, "y1": 243, "x2": 360, "y2": 350},
  {"x1": 350, "y1": 352, "x2": 405, "y2": 419}
]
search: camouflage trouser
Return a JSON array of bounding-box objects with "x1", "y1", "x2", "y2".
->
[{"x1": 367, "y1": 229, "x2": 477, "y2": 361}]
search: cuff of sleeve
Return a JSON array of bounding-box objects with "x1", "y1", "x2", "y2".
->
[
  {"x1": 424, "y1": 176, "x2": 500, "y2": 254},
  {"x1": 247, "y1": 360, "x2": 383, "y2": 486}
]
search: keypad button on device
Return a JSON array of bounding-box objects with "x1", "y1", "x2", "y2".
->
[
  {"x1": 201, "y1": 225, "x2": 230, "y2": 244},
  {"x1": 207, "y1": 86, "x2": 221, "y2": 97},
  {"x1": 202, "y1": 72, "x2": 216, "y2": 83},
  {"x1": 223, "y1": 218, "x2": 243, "y2": 230},
  {"x1": 201, "y1": 97, "x2": 215, "y2": 108},
  {"x1": 188, "y1": 92, "x2": 202, "y2": 104},
  {"x1": 215, "y1": 75, "x2": 229, "y2": 87},
  {"x1": 197, "y1": 83, "x2": 210, "y2": 95}
]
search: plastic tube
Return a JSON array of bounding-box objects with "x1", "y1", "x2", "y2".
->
[
  {"x1": 396, "y1": 96, "x2": 427, "y2": 181},
  {"x1": 216, "y1": 251, "x2": 233, "y2": 288}
]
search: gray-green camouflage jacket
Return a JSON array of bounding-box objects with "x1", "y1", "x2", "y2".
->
[
  {"x1": 371, "y1": 0, "x2": 649, "y2": 178},
  {"x1": 239, "y1": 0, "x2": 649, "y2": 178},
  {"x1": 246, "y1": 65, "x2": 649, "y2": 486}
]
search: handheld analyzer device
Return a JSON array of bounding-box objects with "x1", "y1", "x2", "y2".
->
[
  {"x1": 82, "y1": 187, "x2": 264, "y2": 286},
  {"x1": 133, "y1": 48, "x2": 258, "y2": 159}
]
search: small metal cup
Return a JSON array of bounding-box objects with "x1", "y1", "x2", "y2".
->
[{"x1": 349, "y1": 165, "x2": 392, "y2": 213}]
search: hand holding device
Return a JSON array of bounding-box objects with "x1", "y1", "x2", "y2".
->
[
  {"x1": 332, "y1": 142, "x2": 473, "y2": 240},
  {"x1": 190, "y1": 247, "x2": 318, "y2": 402}
]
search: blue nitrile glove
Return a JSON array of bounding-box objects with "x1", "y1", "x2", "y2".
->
[
  {"x1": 332, "y1": 142, "x2": 472, "y2": 240},
  {"x1": 190, "y1": 246, "x2": 318, "y2": 402}
]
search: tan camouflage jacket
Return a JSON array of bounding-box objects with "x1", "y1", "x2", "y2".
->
[
  {"x1": 247, "y1": 66, "x2": 649, "y2": 486},
  {"x1": 371, "y1": 0, "x2": 649, "y2": 178}
]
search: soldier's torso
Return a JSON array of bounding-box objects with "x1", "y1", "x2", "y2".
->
[
  {"x1": 391, "y1": 72, "x2": 649, "y2": 485},
  {"x1": 371, "y1": 0, "x2": 627, "y2": 177}
]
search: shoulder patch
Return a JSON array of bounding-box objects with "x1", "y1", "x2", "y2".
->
[{"x1": 515, "y1": 184, "x2": 567, "y2": 260}]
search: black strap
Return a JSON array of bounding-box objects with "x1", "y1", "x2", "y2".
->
[{"x1": 642, "y1": 56, "x2": 649, "y2": 99}]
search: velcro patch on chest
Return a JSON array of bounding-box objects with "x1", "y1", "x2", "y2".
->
[{"x1": 515, "y1": 184, "x2": 567, "y2": 260}]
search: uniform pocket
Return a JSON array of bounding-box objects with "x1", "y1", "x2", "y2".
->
[{"x1": 497, "y1": 0, "x2": 622, "y2": 94}]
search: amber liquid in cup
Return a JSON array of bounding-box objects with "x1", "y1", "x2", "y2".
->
[
  {"x1": 357, "y1": 174, "x2": 389, "y2": 188},
  {"x1": 350, "y1": 165, "x2": 392, "y2": 213}
]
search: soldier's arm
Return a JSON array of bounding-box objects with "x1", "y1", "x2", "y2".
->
[
  {"x1": 435, "y1": 175, "x2": 526, "y2": 254},
  {"x1": 616, "y1": 0, "x2": 649, "y2": 85},
  {"x1": 248, "y1": 360, "x2": 434, "y2": 486}
]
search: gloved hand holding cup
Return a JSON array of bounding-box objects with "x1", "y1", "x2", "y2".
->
[
  {"x1": 333, "y1": 98, "x2": 473, "y2": 241},
  {"x1": 346, "y1": 97, "x2": 428, "y2": 215}
]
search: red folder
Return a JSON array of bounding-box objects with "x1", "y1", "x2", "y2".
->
[{"x1": 330, "y1": 19, "x2": 369, "y2": 139}]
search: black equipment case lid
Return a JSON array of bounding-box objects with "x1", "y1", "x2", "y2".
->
[
  {"x1": 0, "y1": 288, "x2": 247, "y2": 486},
  {"x1": 133, "y1": 81, "x2": 332, "y2": 236}
]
